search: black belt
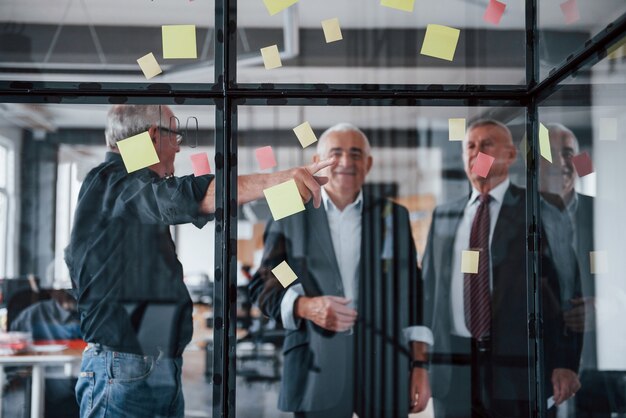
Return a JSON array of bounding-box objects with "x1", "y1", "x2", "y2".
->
[{"x1": 473, "y1": 337, "x2": 491, "y2": 353}]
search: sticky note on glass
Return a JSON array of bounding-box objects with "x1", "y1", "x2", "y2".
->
[
  {"x1": 261, "y1": 45, "x2": 282, "y2": 69},
  {"x1": 117, "y1": 131, "x2": 159, "y2": 173},
  {"x1": 255, "y1": 146, "x2": 277, "y2": 170},
  {"x1": 293, "y1": 122, "x2": 318, "y2": 148},
  {"x1": 560, "y1": 0, "x2": 580, "y2": 24},
  {"x1": 572, "y1": 151, "x2": 593, "y2": 177},
  {"x1": 272, "y1": 261, "x2": 298, "y2": 288},
  {"x1": 162, "y1": 25, "x2": 197, "y2": 59},
  {"x1": 263, "y1": 179, "x2": 305, "y2": 221},
  {"x1": 420, "y1": 24, "x2": 461, "y2": 62},
  {"x1": 590, "y1": 251, "x2": 608, "y2": 274},
  {"x1": 461, "y1": 250, "x2": 480, "y2": 274},
  {"x1": 263, "y1": 0, "x2": 299, "y2": 16},
  {"x1": 471, "y1": 152, "x2": 495, "y2": 178},
  {"x1": 137, "y1": 53, "x2": 162, "y2": 80},
  {"x1": 599, "y1": 118, "x2": 617, "y2": 141},
  {"x1": 483, "y1": 0, "x2": 506, "y2": 25},
  {"x1": 539, "y1": 123, "x2": 552, "y2": 163},
  {"x1": 190, "y1": 152, "x2": 211, "y2": 176},
  {"x1": 380, "y1": 0, "x2": 415, "y2": 12},
  {"x1": 322, "y1": 18, "x2": 343, "y2": 43},
  {"x1": 449, "y1": 118, "x2": 466, "y2": 141}
]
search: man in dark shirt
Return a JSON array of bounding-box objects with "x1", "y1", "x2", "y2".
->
[
  {"x1": 64, "y1": 105, "x2": 333, "y2": 418},
  {"x1": 10, "y1": 290, "x2": 81, "y2": 340}
]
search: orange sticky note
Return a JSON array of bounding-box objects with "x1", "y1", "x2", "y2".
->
[
  {"x1": 293, "y1": 122, "x2": 318, "y2": 148},
  {"x1": 471, "y1": 152, "x2": 495, "y2": 178},
  {"x1": 116, "y1": 131, "x2": 160, "y2": 173},
  {"x1": 483, "y1": 0, "x2": 506, "y2": 25},
  {"x1": 420, "y1": 24, "x2": 461, "y2": 62},
  {"x1": 190, "y1": 152, "x2": 211, "y2": 176},
  {"x1": 136, "y1": 53, "x2": 163, "y2": 80},
  {"x1": 263, "y1": 179, "x2": 306, "y2": 221},
  {"x1": 162, "y1": 25, "x2": 197, "y2": 59},
  {"x1": 560, "y1": 0, "x2": 580, "y2": 24},
  {"x1": 461, "y1": 250, "x2": 480, "y2": 274},
  {"x1": 272, "y1": 261, "x2": 298, "y2": 288},
  {"x1": 571, "y1": 151, "x2": 593, "y2": 177},
  {"x1": 380, "y1": 0, "x2": 415, "y2": 12},
  {"x1": 539, "y1": 123, "x2": 552, "y2": 163},
  {"x1": 263, "y1": 0, "x2": 299, "y2": 16},
  {"x1": 321, "y1": 18, "x2": 343, "y2": 43},
  {"x1": 449, "y1": 118, "x2": 466, "y2": 141},
  {"x1": 261, "y1": 45, "x2": 282, "y2": 69},
  {"x1": 255, "y1": 146, "x2": 277, "y2": 170}
]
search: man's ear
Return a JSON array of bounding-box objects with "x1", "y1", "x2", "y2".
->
[
  {"x1": 148, "y1": 126, "x2": 158, "y2": 143},
  {"x1": 365, "y1": 155, "x2": 373, "y2": 173}
]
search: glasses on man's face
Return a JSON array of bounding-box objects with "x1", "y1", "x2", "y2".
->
[{"x1": 159, "y1": 127, "x2": 184, "y2": 146}]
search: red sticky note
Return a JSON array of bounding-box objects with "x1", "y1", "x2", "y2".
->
[
  {"x1": 190, "y1": 152, "x2": 211, "y2": 176},
  {"x1": 471, "y1": 152, "x2": 495, "y2": 178},
  {"x1": 560, "y1": 0, "x2": 580, "y2": 24},
  {"x1": 483, "y1": 0, "x2": 506, "y2": 25},
  {"x1": 572, "y1": 151, "x2": 594, "y2": 177},
  {"x1": 255, "y1": 146, "x2": 277, "y2": 170}
]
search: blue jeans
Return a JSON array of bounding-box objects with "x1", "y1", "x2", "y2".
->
[{"x1": 75, "y1": 345, "x2": 184, "y2": 418}]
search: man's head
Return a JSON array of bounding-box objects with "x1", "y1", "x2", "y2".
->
[
  {"x1": 105, "y1": 105, "x2": 181, "y2": 177},
  {"x1": 312, "y1": 123, "x2": 373, "y2": 201},
  {"x1": 540, "y1": 123, "x2": 579, "y2": 203},
  {"x1": 463, "y1": 119, "x2": 517, "y2": 193}
]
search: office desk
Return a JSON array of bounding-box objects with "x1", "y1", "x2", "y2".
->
[{"x1": 0, "y1": 342, "x2": 84, "y2": 418}]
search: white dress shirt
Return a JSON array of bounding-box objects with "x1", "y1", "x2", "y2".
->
[
  {"x1": 280, "y1": 188, "x2": 433, "y2": 346},
  {"x1": 450, "y1": 178, "x2": 510, "y2": 337}
]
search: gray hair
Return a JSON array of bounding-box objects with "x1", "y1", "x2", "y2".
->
[
  {"x1": 546, "y1": 123, "x2": 579, "y2": 153},
  {"x1": 466, "y1": 119, "x2": 514, "y2": 145},
  {"x1": 316, "y1": 123, "x2": 371, "y2": 156},
  {"x1": 105, "y1": 105, "x2": 164, "y2": 149}
]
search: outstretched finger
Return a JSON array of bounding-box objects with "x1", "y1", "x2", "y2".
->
[{"x1": 307, "y1": 158, "x2": 336, "y2": 174}]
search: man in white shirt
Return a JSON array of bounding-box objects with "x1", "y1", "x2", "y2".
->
[
  {"x1": 422, "y1": 119, "x2": 581, "y2": 418},
  {"x1": 249, "y1": 123, "x2": 432, "y2": 418}
]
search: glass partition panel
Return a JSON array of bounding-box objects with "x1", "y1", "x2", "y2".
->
[
  {"x1": 0, "y1": 103, "x2": 216, "y2": 418},
  {"x1": 0, "y1": 0, "x2": 215, "y2": 84},
  {"x1": 236, "y1": 0, "x2": 526, "y2": 86}
]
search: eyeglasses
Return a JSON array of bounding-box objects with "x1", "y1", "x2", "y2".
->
[{"x1": 158, "y1": 127, "x2": 184, "y2": 145}]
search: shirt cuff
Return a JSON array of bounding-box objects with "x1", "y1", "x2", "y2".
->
[
  {"x1": 280, "y1": 284, "x2": 305, "y2": 330},
  {"x1": 403, "y1": 326, "x2": 434, "y2": 346}
]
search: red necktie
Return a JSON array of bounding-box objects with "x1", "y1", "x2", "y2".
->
[{"x1": 464, "y1": 193, "x2": 492, "y2": 339}]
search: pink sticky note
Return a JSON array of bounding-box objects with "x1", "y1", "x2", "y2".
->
[
  {"x1": 255, "y1": 146, "x2": 277, "y2": 170},
  {"x1": 190, "y1": 152, "x2": 211, "y2": 176},
  {"x1": 471, "y1": 152, "x2": 495, "y2": 178},
  {"x1": 560, "y1": 0, "x2": 580, "y2": 24},
  {"x1": 483, "y1": 0, "x2": 506, "y2": 25},
  {"x1": 572, "y1": 151, "x2": 594, "y2": 177}
]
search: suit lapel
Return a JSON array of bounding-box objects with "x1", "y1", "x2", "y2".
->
[
  {"x1": 491, "y1": 184, "x2": 524, "y2": 270},
  {"x1": 439, "y1": 197, "x2": 467, "y2": 290},
  {"x1": 306, "y1": 203, "x2": 344, "y2": 293}
]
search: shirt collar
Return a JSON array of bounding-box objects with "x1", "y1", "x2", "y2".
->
[
  {"x1": 469, "y1": 177, "x2": 510, "y2": 206},
  {"x1": 322, "y1": 187, "x2": 363, "y2": 213}
]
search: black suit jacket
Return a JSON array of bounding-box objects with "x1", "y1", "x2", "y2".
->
[
  {"x1": 422, "y1": 183, "x2": 581, "y2": 416},
  {"x1": 249, "y1": 192, "x2": 422, "y2": 417}
]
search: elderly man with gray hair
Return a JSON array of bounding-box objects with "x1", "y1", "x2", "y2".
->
[
  {"x1": 65, "y1": 105, "x2": 334, "y2": 418},
  {"x1": 249, "y1": 123, "x2": 432, "y2": 418}
]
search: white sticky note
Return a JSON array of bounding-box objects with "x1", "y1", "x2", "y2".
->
[
  {"x1": 263, "y1": 179, "x2": 306, "y2": 221},
  {"x1": 261, "y1": 45, "x2": 282, "y2": 69},
  {"x1": 321, "y1": 18, "x2": 343, "y2": 43},
  {"x1": 599, "y1": 118, "x2": 617, "y2": 141},
  {"x1": 136, "y1": 53, "x2": 163, "y2": 80},
  {"x1": 162, "y1": 25, "x2": 197, "y2": 59},
  {"x1": 293, "y1": 121, "x2": 318, "y2": 148},
  {"x1": 116, "y1": 131, "x2": 160, "y2": 173},
  {"x1": 461, "y1": 250, "x2": 480, "y2": 274},
  {"x1": 539, "y1": 123, "x2": 552, "y2": 163},
  {"x1": 272, "y1": 260, "x2": 298, "y2": 288},
  {"x1": 449, "y1": 118, "x2": 466, "y2": 141}
]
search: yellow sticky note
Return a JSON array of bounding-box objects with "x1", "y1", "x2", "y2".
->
[
  {"x1": 263, "y1": 0, "x2": 299, "y2": 16},
  {"x1": 461, "y1": 250, "x2": 480, "y2": 274},
  {"x1": 272, "y1": 261, "x2": 298, "y2": 288},
  {"x1": 539, "y1": 123, "x2": 552, "y2": 163},
  {"x1": 321, "y1": 18, "x2": 343, "y2": 43},
  {"x1": 263, "y1": 179, "x2": 305, "y2": 221},
  {"x1": 261, "y1": 45, "x2": 282, "y2": 69},
  {"x1": 293, "y1": 121, "x2": 318, "y2": 148},
  {"x1": 162, "y1": 25, "x2": 197, "y2": 59},
  {"x1": 136, "y1": 53, "x2": 162, "y2": 80},
  {"x1": 420, "y1": 24, "x2": 461, "y2": 62},
  {"x1": 599, "y1": 118, "x2": 617, "y2": 141},
  {"x1": 449, "y1": 118, "x2": 466, "y2": 141},
  {"x1": 116, "y1": 131, "x2": 160, "y2": 173},
  {"x1": 380, "y1": 0, "x2": 415, "y2": 12},
  {"x1": 590, "y1": 251, "x2": 609, "y2": 274}
]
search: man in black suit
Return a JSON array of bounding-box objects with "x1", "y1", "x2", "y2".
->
[
  {"x1": 249, "y1": 123, "x2": 432, "y2": 418},
  {"x1": 422, "y1": 119, "x2": 581, "y2": 417}
]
